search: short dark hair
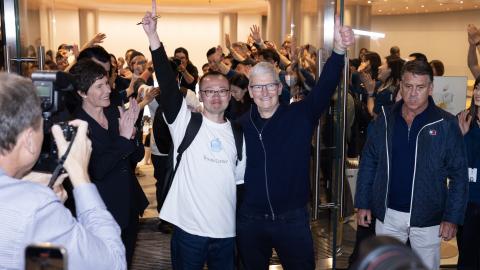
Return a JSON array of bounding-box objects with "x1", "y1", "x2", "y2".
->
[
  {"x1": 206, "y1": 47, "x2": 217, "y2": 58},
  {"x1": 199, "y1": 71, "x2": 229, "y2": 90},
  {"x1": 401, "y1": 60, "x2": 434, "y2": 83},
  {"x1": 78, "y1": 45, "x2": 110, "y2": 64},
  {"x1": 408, "y1": 52, "x2": 428, "y2": 62},
  {"x1": 259, "y1": 48, "x2": 280, "y2": 65},
  {"x1": 229, "y1": 73, "x2": 249, "y2": 89},
  {"x1": 429, "y1": 60, "x2": 445, "y2": 76},
  {"x1": 390, "y1": 46, "x2": 400, "y2": 56},
  {"x1": 174, "y1": 47, "x2": 190, "y2": 61},
  {"x1": 0, "y1": 73, "x2": 42, "y2": 155},
  {"x1": 69, "y1": 58, "x2": 108, "y2": 94}
]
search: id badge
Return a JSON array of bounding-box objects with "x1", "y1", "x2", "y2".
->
[{"x1": 469, "y1": 168, "x2": 478, "y2": 183}]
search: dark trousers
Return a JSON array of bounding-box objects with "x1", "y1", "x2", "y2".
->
[
  {"x1": 171, "y1": 226, "x2": 235, "y2": 270},
  {"x1": 457, "y1": 202, "x2": 480, "y2": 270},
  {"x1": 348, "y1": 218, "x2": 376, "y2": 267},
  {"x1": 151, "y1": 154, "x2": 169, "y2": 213},
  {"x1": 236, "y1": 207, "x2": 314, "y2": 270},
  {"x1": 121, "y1": 212, "x2": 140, "y2": 269}
]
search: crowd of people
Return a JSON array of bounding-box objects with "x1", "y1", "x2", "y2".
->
[{"x1": 1, "y1": 2, "x2": 480, "y2": 269}]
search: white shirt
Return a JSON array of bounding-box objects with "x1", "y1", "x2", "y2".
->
[{"x1": 160, "y1": 100, "x2": 245, "y2": 238}]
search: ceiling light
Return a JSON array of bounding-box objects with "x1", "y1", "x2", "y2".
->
[
  {"x1": 405, "y1": 6, "x2": 409, "y2": 9},
  {"x1": 367, "y1": 1, "x2": 372, "y2": 3},
  {"x1": 378, "y1": 9, "x2": 382, "y2": 12},
  {"x1": 353, "y1": 29, "x2": 386, "y2": 39},
  {"x1": 421, "y1": 4, "x2": 425, "y2": 7},
  {"x1": 440, "y1": 3, "x2": 443, "y2": 5},
  {"x1": 460, "y1": 0, "x2": 463, "y2": 3}
]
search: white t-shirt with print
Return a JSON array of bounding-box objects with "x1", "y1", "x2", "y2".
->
[{"x1": 159, "y1": 99, "x2": 245, "y2": 238}]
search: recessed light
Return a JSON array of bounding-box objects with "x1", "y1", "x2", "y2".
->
[
  {"x1": 367, "y1": 0, "x2": 372, "y2": 3},
  {"x1": 421, "y1": 4, "x2": 425, "y2": 8},
  {"x1": 378, "y1": 9, "x2": 382, "y2": 12},
  {"x1": 440, "y1": 3, "x2": 443, "y2": 5},
  {"x1": 460, "y1": 0, "x2": 464, "y2": 3},
  {"x1": 405, "y1": 6, "x2": 409, "y2": 9},
  {"x1": 475, "y1": 5, "x2": 479, "y2": 8}
]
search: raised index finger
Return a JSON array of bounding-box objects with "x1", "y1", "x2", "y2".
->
[{"x1": 152, "y1": 0, "x2": 157, "y2": 16}]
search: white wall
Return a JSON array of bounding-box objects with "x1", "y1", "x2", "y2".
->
[
  {"x1": 97, "y1": 11, "x2": 220, "y2": 70},
  {"x1": 370, "y1": 10, "x2": 480, "y2": 80},
  {"x1": 237, "y1": 13, "x2": 262, "y2": 43},
  {"x1": 52, "y1": 9, "x2": 80, "y2": 50}
]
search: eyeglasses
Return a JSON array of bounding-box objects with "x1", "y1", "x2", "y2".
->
[
  {"x1": 249, "y1": 83, "x2": 279, "y2": 93},
  {"x1": 200, "y1": 89, "x2": 230, "y2": 97}
]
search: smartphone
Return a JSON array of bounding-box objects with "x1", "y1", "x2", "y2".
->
[{"x1": 25, "y1": 243, "x2": 67, "y2": 270}]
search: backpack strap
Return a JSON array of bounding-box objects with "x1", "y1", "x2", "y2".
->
[
  {"x1": 231, "y1": 121, "x2": 243, "y2": 164},
  {"x1": 173, "y1": 112, "x2": 203, "y2": 174}
]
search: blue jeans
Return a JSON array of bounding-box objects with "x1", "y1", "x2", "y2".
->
[
  {"x1": 236, "y1": 206, "x2": 314, "y2": 270},
  {"x1": 171, "y1": 226, "x2": 235, "y2": 270}
]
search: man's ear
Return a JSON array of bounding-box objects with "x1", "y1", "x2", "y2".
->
[{"x1": 19, "y1": 128, "x2": 35, "y2": 155}]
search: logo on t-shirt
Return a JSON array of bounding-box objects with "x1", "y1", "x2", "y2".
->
[
  {"x1": 429, "y1": 129, "x2": 437, "y2": 136},
  {"x1": 210, "y1": 138, "x2": 222, "y2": 152}
]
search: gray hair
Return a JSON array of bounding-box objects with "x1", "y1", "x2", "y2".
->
[
  {"x1": 248, "y1": 62, "x2": 279, "y2": 85},
  {"x1": 0, "y1": 73, "x2": 42, "y2": 155}
]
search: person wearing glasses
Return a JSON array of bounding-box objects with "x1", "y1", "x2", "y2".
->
[
  {"x1": 141, "y1": 8, "x2": 246, "y2": 270},
  {"x1": 235, "y1": 17, "x2": 354, "y2": 269}
]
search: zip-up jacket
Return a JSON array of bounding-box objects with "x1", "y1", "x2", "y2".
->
[
  {"x1": 237, "y1": 52, "x2": 344, "y2": 216},
  {"x1": 355, "y1": 97, "x2": 469, "y2": 227}
]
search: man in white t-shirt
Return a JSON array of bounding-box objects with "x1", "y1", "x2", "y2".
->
[{"x1": 141, "y1": 9, "x2": 245, "y2": 270}]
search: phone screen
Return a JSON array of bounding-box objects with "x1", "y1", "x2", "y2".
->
[{"x1": 25, "y1": 244, "x2": 66, "y2": 270}]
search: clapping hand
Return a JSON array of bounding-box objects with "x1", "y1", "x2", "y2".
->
[
  {"x1": 119, "y1": 98, "x2": 140, "y2": 139},
  {"x1": 458, "y1": 110, "x2": 472, "y2": 135},
  {"x1": 333, "y1": 15, "x2": 355, "y2": 53}
]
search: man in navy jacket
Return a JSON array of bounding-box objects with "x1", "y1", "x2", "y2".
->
[
  {"x1": 355, "y1": 60, "x2": 468, "y2": 269},
  {"x1": 236, "y1": 16, "x2": 354, "y2": 270}
]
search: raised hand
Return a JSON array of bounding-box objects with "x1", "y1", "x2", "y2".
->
[
  {"x1": 457, "y1": 110, "x2": 472, "y2": 135},
  {"x1": 72, "y1": 44, "x2": 80, "y2": 58},
  {"x1": 467, "y1": 24, "x2": 480, "y2": 45},
  {"x1": 225, "y1": 33, "x2": 232, "y2": 49},
  {"x1": 91, "y1": 33, "x2": 106, "y2": 45},
  {"x1": 359, "y1": 71, "x2": 376, "y2": 94},
  {"x1": 141, "y1": 11, "x2": 157, "y2": 36},
  {"x1": 250, "y1": 25, "x2": 262, "y2": 44},
  {"x1": 333, "y1": 15, "x2": 355, "y2": 53}
]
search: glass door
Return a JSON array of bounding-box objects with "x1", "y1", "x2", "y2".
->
[{"x1": 2, "y1": 0, "x2": 55, "y2": 75}]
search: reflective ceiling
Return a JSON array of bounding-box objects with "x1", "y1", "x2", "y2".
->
[{"x1": 30, "y1": 0, "x2": 480, "y2": 15}]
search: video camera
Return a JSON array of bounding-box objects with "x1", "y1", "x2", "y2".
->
[{"x1": 31, "y1": 71, "x2": 77, "y2": 172}]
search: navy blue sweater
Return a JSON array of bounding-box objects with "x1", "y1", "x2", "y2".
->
[
  {"x1": 465, "y1": 122, "x2": 480, "y2": 204},
  {"x1": 238, "y1": 52, "x2": 344, "y2": 216},
  {"x1": 389, "y1": 106, "x2": 429, "y2": 212}
]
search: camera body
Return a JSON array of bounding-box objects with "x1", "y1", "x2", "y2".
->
[{"x1": 31, "y1": 71, "x2": 76, "y2": 172}]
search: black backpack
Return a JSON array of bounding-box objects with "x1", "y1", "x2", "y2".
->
[{"x1": 156, "y1": 112, "x2": 244, "y2": 209}]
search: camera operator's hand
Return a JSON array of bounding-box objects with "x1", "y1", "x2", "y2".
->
[
  {"x1": 51, "y1": 120, "x2": 92, "y2": 187},
  {"x1": 23, "y1": 172, "x2": 69, "y2": 203}
]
